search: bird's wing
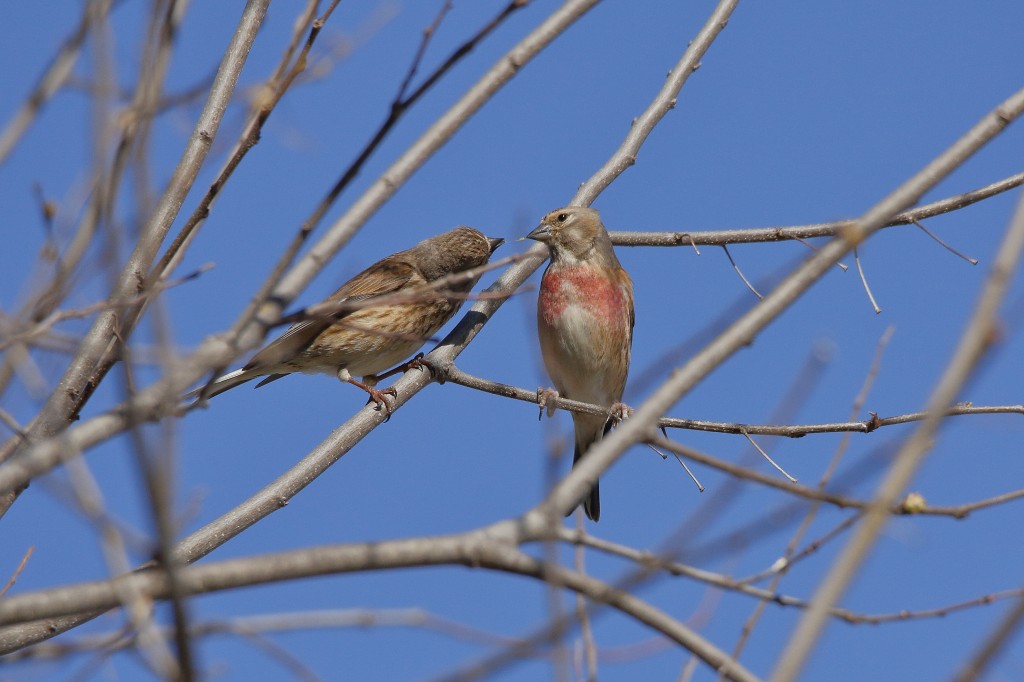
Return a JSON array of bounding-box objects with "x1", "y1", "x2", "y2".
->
[
  {"x1": 618, "y1": 267, "x2": 636, "y2": 339},
  {"x1": 244, "y1": 257, "x2": 419, "y2": 373},
  {"x1": 331, "y1": 256, "x2": 420, "y2": 301}
]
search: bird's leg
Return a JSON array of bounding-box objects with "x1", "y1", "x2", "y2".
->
[
  {"x1": 338, "y1": 368, "x2": 396, "y2": 416},
  {"x1": 536, "y1": 387, "x2": 560, "y2": 420}
]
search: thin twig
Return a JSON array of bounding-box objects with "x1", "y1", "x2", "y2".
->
[
  {"x1": 738, "y1": 513, "x2": 862, "y2": 585},
  {"x1": 722, "y1": 244, "x2": 763, "y2": 299},
  {"x1": 741, "y1": 430, "x2": 796, "y2": 482},
  {"x1": 3, "y1": 608, "x2": 526, "y2": 663},
  {"x1": 853, "y1": 246, "x2": 882, "y2": 314},
  {"x1": 791, "y1": 235, "x2": 849, "y2": 271},
  {"x1": 395, "y1": 1, "x2": 454, "y2": 102},
  {"x1": 648, "y1": 439, "x2": 704, "y2": 492},
  {"x1": 0, "y1": 546, "x2": 34, "y2": 598},
  {"x1": 651, "y1": 436, "x2": 1023, "y2": 519},
  {"x1": 0, "y1": 406, "x2": 28, "y2": 441},
  {"x1": 911, "y1": 218, "x2": 978, "y2": 264},
  {"x1": 573, "y1": 528, "x2": 598, "y2": 682}
]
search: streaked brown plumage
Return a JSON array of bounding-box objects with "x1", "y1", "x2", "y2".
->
[
  {"x1": 528, "y1": 207, "x2": 634, "y2": 521},
  {"x1": 195, "y1": 226, "x2": 503, "y2": 408}
]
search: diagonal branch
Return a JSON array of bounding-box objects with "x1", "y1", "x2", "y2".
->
[{"x1": 770, "y1": 154, "x2": 1024, "y2": 682}]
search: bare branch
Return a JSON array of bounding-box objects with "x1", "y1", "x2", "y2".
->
[
  {"x1": 609, "y1": 171, "x2": 1024, "y2": 247},
  {"x1": 853, "y1": 246, "x2": 882, "y2": 314},
  {"x1": 441, "y1": 365, "x2": 1024, "y2": 437},
  {"x1": 0, "y1": 546, "x2": 33, "y2": 598},
  {"x1": 722, "y1": 245, "x2": 763, "y2": 299},
  {"x1": 911, "y1": 217, "x2": 978, "y2": 265},
  {"x1": 740, "y1": 430, "x2": 795, "y2": 483}
]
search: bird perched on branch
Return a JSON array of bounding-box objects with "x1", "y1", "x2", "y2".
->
[
  {"x1": 528, "y1": 206, "x2": 634, "y2": 522},
  {"x1": 192, "y1": 226, "x2": 504, "y2": 411}
]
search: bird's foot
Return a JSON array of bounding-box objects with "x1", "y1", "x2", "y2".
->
[
  {"x1": 537, "y1": 387, "x2": 560, "y2": 420},
  {"x1": 367, "y1": 386, "x2": 398, "y2": 420},
  {"x1": 608, "y1": 402, "x2": 633, "y2": 426},
  {"x1": 406, "y1": 353, "x2": 446, "y2": 383},
  {"x1": 348, "y1": 377, "x2": 397, "y2": 420},
  {"x1": 367, "y1": 353, "x2": 444, "y2": 385}
]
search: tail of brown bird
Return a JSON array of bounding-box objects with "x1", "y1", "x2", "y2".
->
[
  {"x1": 569, "y1": 419, "x2": 613, "y2": 522},
  {"x1": 185, "y1": 368, "x2": 271, "y2": 402}
]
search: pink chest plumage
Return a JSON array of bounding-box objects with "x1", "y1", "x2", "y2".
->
[
  {"x1": 539, "y1": 267, "x2": 626, "y2": 327},
  {"x1": 537, "y1": 263, "x2": 631, "y2": 408}
]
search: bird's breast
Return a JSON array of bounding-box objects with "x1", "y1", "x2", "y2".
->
[
  {"x1": 539, "y1": 266, "x2": 628, "y2": 327},
  {"x1": 537, "y1": 264, "x2": 632, "y2": 402}
]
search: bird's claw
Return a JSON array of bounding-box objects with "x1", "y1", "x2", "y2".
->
[
  {"x1": 369, "y1": 353, "x2": 447, "y2": 385},
  {"x1": 367, "y1": 386, "x2": 398, "y2": 421},
  {"x1": 537, "y1": 387, "x2": 560, "y2": 420},
  {"x1": 407, "y1": 353, "x2": 446, "y2": 384},
  {"x1": 609, "y1": 402, "x2": 632, "y2": 426}
]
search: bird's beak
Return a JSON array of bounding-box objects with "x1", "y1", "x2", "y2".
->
[
  {"x1": 526, "y1": 223, "x2": 552, "y2": 242},
  {"x1": 487, "y1": 237, "x2": 505, "y2": 253}
]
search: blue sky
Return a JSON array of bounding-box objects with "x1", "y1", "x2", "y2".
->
[{"x1": 1, "y1": 1, "x2": 1023, "y2": 680}]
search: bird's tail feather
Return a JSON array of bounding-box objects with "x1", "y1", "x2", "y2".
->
[
  {"x1": 185, "y1": 368, "x2": 257, "y2": 401},
  {"x1": 573, "y1": 443, "x2": 601, "y2": 522},
  {"x1": 569, "y1": 418, "x2": 612, "y2": 522}
]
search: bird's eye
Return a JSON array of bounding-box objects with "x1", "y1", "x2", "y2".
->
[{"x1": 557, "y1": 213, "x2": 568, "y2": 222}]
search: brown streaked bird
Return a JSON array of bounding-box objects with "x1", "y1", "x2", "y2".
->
[
  {"x1": 528, "y1": 206, "x2": 634, "y2": 522},
  {"x1": 194, "y1": 226, "x2": 504, "y2": 409}
]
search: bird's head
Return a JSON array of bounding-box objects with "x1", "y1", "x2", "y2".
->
[
  {"x1": 414, "y1": 226, "x2": 503, "y2": 283},
  {"x1": 527, "y1": 206, "x2": 610, "y2": 264}
]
